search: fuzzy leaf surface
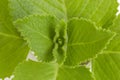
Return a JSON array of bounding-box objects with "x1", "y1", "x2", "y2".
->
[
  {"x1": 9, "y1": 0, "x2": 67, "y2": 21},
  {"x1": 92, "y1": 53, "x2": 120, "y2": 80},
  {"x1": 15, "y1": 15, "x2": 67, "y2": 63},
  {"x1": 13, "y1": 61, "x2": 94, "y2": 80},
  {"x1": 105, "y1": 15, "x2": 120, "y2": 53},
  {"x1": 0, "y1": 0, "x2": 29, "y2": 78},
  {"x1": 64, "y1": 18, "x2": 115, "y2": 66},
  {"x1": 65, "y1": 0, "x2": 118, "y2": 27}
]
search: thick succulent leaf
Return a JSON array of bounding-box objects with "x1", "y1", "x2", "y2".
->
[
  {"x1": 13, "y1": 61, "x2": 94, "y2": 80},
  {"x1": 53, "y1": 20, "x2": 67, "y2": 65},
  {"x1": 14, "y1": 15, "x2": 67, "y2": 62},
  {"x1": 0, "y1": 0, "x2": 29, "y2": 78},
  {"x1": 9, "y1": 0, "x2": 67, "y2": 21},
  {"x1": 92, "y1": 53, "x2": 120, "y2": 80},
  {"x1": 105, "y1": 15, "x2": 120, "y2": 52},
  {"x1": 64, "y1": 18, "x2": 115, "y2": 66},
  {"x1": 65, "y1": 0, "x2": 118, "y2": 27}
]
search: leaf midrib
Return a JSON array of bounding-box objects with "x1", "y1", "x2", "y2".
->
[
  {"x1": 0, "y1": 32, "x2": 20, "y2": 39},
  {"x1": 104, "y1": 51, "x2": 120, "y2": 54},
  {"x1": 24, "y1": 24, "x2": 52, "y2": 42},
  {"x1": 68, "y1": 37, "x2": 109, "y2": 46}
]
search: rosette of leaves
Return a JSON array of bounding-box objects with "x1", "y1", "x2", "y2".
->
[{"x1": 0, "y1": 0, "x2": 120, "y2": 80}]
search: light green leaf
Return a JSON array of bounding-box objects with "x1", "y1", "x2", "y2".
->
[
  {"x1": 14, "y1": 15, "x2": 57, "y2": 62},
  {"x1": 9, "y1": 0, "x2": 67, "y2": 21},
  {"x1": 65, "y1": 0, "x2": 118, "y2": 27},
  {"x1": 92, "y1": 53, "x2": 120, "y2": 80},
  {"x1": 53, "y1": 20, "x2": 67, "y2": 64},
  {"x1": 105, "y1": 15, "x2": 120, "y2": 52},
  {"x1": 13, "y1": 61, "x2": 94, "y2": 80},
  {"x1": 64, "y1": 18, "x2": 115, "y2": 66},
  {"x1": 14, "y1": 15, "x2": 67, "y2": 63},
  {"x1": 0, "y1": 0, "x2": 29, "y2": 78}
]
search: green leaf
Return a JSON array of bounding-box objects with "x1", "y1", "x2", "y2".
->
[
  {"x1": 64, "y1": 18, "x2": 115, "y2": 66},
  {"x1": 13, "y1": 61, "x2": 58, "y2": 80},
  {"x1": 110, "y1": 15, "x2": 120, "y2": 33},
  {"x1": 92, "y1": 53, "x2": 120, "y2": 80},
  {"x1": 57, "y1": 66, "x2": 93, "y2": 80},
  {"x1": 105, "y1": 15, "x2": 120, "y2": 52},
  {"x1": 14, "y1": 15, "x2": 57, "y2": 62},
  {"x1": 13, "y1": 61, "x2": 94, "y2": 80},
  {"x1": 9, "y1": 0, "x2": 118, "y2": 28},
  {"x1": 65, "y1": 0, "x2": 118, "y2": 27},
  {"x1": 9, "y1": 0, "x2": 67, "y2": 21},
  {"x1": 0, "y1": 0, "x2": 29, "y2": 78},
  {"x1": 14, "y1": 15, "x2": 67, "y2": 63}
]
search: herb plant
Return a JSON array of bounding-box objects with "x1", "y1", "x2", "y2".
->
[{"x1": 0, "y1": 0, "x2": 120, "y2": 80}]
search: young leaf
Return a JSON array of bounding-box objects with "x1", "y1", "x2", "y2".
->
[
  {"x1": 0, "y1": 0, "x2": 29, "y2": 78},
  {"x1": 14, "y1": 15, "x2": 57, "y2": 62},
  {"x1": 9, "y1": 0, "x2": 67, "y2": 21},
  {"x1": 13, "y1": 61, "x2": 94, "y2": 80},
  {"x1": 92, "y1": 53, "x2": 120, "y2": 80},
  {"x1": 65, "y1": 0, "x2": 118, "y2": 27},
  {"x1": 14, "y1": 15, "x2": 67, "y2": 63},
  {"x1": 64, "y1": 18, "x2": 115, "y2": 66},
  {"x1": 53, "y1": 20, "x2": 67, "y2": 64}
]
